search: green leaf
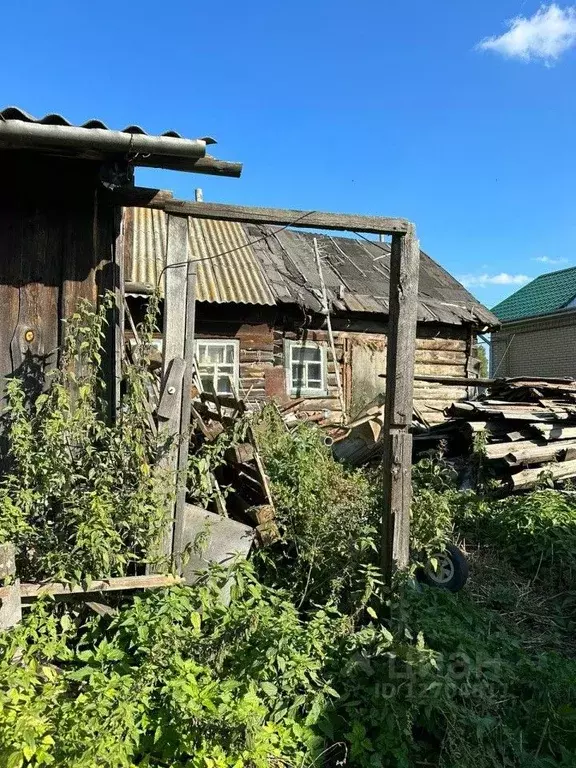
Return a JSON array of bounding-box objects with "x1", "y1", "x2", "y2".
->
[{"x1": 261, "y1": 681, "x2": 278, "y2": 697}]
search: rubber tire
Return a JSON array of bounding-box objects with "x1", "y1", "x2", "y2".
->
[{"x1": 418, "y1": 544, "x2": 469, "y2": 593}]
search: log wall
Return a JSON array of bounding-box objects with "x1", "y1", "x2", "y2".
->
[{"x1": 193, "y1": 308, "x2": 475, "y2": 424}]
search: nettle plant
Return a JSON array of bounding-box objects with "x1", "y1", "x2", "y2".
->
[{"x1": 0, "y1": 292, "x2": 171, "y2": 582}]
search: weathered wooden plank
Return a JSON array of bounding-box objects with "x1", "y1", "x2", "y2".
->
[
  {"x1": 114, "y1": 187, "x2": 411, "y2": 235},
  {"x1": 240, "y1": 350, "x2": 275, "y2": 363},
  {"x1": 245, "y1": 504, "x2": 275, "y2": 526},
  {"x1": 531, "y1": 424, "x2": 576, "y2": 440},
  {"x1": 157, "y1": 358, "x2": 186, "y2": 420},
  {"x1": 381, "y1": 229, "x2": 420, "y2": 582},
  {"x1": 174, "y1": 252, "x2": 197, "y2": 563},
  {"x1": 414, "y1": 350, "x2": 467, "y2": 365},
  {"x1": 298, "y1": 398, "x2": 342, "y2": 411},
  {"x1": 510, "y1": 459, "x2": 576, "y2": 491},
  {"x1": 413, "y1": 374, "x2": 494, "y2": 387},
  {"x1": 224, "y1": 443, "x2": 255, "y2": 464},
  {"x1": 415, "y1": 363, "x2": 467, "y2": 376},
  {"x1": 503, "y1": 439, "x2": 576, "y2": 466},
  {"x1": 113, "y1": 206, "x2": 125, "y2": 419},
  {"x1": 0, "y1": 206, "x2": 22, "y2": 394},
  {"x1": 486, "y1": 438, "x2": 547, "y2": 459},
  {"x1": 156, "y1": 214, "x2": 190, "y2": 563},
  {"x1": 416, "y1": 338, "x2": 468, "y2": 351},
  {"x1": 20, "y1": 574, "x2": 182, "y2": 601}
]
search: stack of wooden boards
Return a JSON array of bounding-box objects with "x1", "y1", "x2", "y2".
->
[{"x1": 421, "y1": 377, "x2": 576, "y2": 491}]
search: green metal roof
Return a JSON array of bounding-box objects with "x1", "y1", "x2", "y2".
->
[{"x1": 492, "y1": 266, "x2": 576, "y2": 322}]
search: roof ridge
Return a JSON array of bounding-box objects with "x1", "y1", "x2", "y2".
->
[
  {"x1": 493, "y1": 263, "x2": 576, "y2": 321},
  {"x1": 532, "y1": 264, "x2": 576, "y2": 279}
]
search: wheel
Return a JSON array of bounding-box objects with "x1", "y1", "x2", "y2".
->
[{"x1": 418, "y1": 544, "x2": 469, "y2": 593}]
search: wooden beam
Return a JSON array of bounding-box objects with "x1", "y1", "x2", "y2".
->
[
  {"x1": 155, "y1": 213, "x2": 190, "y2": 563},
  {"x1": 137, "y1": 155, "x2": 243, "y2": 177},
  {"x1": 125, "y1": 281, "x2": 154, "y2": 295},
  {"x1": 510, "y1": 459, "x2": 576, "y2": 491},
  {"x1": 381, "y1": 228, "x2": 420, "y2": 583},
  {"x1": 112, "y1": 187, "x2": 411, "y2": 235},
  {"x1": 113, "y1": 207, "x2": 125, "y2": 420},
  {"x1": 173, "y1": 255, "x2": 197, "y2": 562},
  {"x1": 411, "y1": 374, "x2": 493, "y2": 387},
  {"x1": 19, "y1": 574, "x2": 182, "y2": 602}
]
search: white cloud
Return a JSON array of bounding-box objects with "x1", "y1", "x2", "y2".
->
[
  {"x1": 532, "y1": 255, "x2": 569, "y2": 264},
  {"x1": 459, "y1": 273, "x2": 530, "y2": 288},
  {"x1": 477, "y1": 4, "x2": 576, "y2": 64}
]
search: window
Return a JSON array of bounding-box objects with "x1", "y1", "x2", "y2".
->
[
  {"x1": 196, "y1": 340, "x2": 239, "y2": 396},
  {"x1": 286, "y1": 340, "x2": 327, "y2": 396}
]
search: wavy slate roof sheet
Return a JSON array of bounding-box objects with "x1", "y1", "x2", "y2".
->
[
  {"x1": 0, "y1": 106, "x2": 215, "y2": 142},
  {"x1": 0, "y1": 106, "x2": 242, "y2": 175},
  {"x1": 128, "y1": 208, "x2": 275, "y2": 306},
  {"x1": 126, "y1": 208, "x2": 497, "y2": 327}
]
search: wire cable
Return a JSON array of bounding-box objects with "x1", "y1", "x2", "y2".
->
[{"x1": 155, "y1": 209, "x2": 319, "y2": 288}]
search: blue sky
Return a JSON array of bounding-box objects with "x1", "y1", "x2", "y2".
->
[{"x1": 1, "y1": 1, "x2": 575, "y2": 310}]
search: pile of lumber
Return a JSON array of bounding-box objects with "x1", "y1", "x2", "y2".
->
[
  {"x1": 423, "y1": 377, "x2": 576, "y2": 492},
  {"x1": 189, "y1": 386, "x2": 280, "y2": 546}
]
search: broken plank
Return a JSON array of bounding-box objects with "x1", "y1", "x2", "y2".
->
[
  {"x1": 503, "y1": 439, "x2": 576, "y2": 466},
  {"x1": 510, "y1": 459, "x2": 576, "y2": 491},
  {"x1": 531, "y1": 424, "x2": 576, "y2": 441},
  {"x1": 224, "y1": 443, "x2": 255, "y2": 465}
]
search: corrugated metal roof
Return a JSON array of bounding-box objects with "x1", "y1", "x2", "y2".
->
[
  {"x1": 128, "y1": 208, "x2": 276, "y2": 306},
  {"x1": 126, "y1": 209, "x2": 497, "y2": 327}
]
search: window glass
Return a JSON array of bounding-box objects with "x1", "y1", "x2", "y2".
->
[
  {"x1": 288, "y1": 343, "x2": 325, "y2": 394},
  {"x1": 196, "y1": 341, "x2": 238, "y2": 396}
]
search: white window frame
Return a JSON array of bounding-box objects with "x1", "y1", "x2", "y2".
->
[
  {"x1": 285, "y1": 339, "x2": 328, "y2": 397},
  {"x1": 195, "y1": 339, "x2": 240, "y2": 396}
]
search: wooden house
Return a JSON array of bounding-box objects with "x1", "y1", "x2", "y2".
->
[{"x1": 124, "y1": 207, "x2": 498, "y2": 424}]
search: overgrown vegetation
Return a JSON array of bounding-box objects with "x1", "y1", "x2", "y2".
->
[
  {"x1": 0, "y1": 293, "x2": 170, "y2": 581},
  {"x1": 2, "y1": 306, "x2": 576, "y2": 766}
]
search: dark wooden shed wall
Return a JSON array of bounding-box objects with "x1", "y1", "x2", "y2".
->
[{"x1": 0, "y1": 153, "x2": 117, "y2": 399}]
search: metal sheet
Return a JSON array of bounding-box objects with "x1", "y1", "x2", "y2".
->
[{"x1": 129, "y1": 207, "x2": 276, "y2": 306}]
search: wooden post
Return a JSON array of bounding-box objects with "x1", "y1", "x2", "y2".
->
[
  {"x1": 155, "y1": 213, "x2": 191, "y2": 563},
  {"x1": 173, "y1": 256, "x2": 197, "y2": 562},
  {"x1": 113, "y1": 207, "x2": 125, "y2": 420},
  {"x1": 0, "y1": 542, "x2": 21, "y2": 630},
  {"x1": 381, "y1": 226, "x2": 420, "y2": 584}
]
